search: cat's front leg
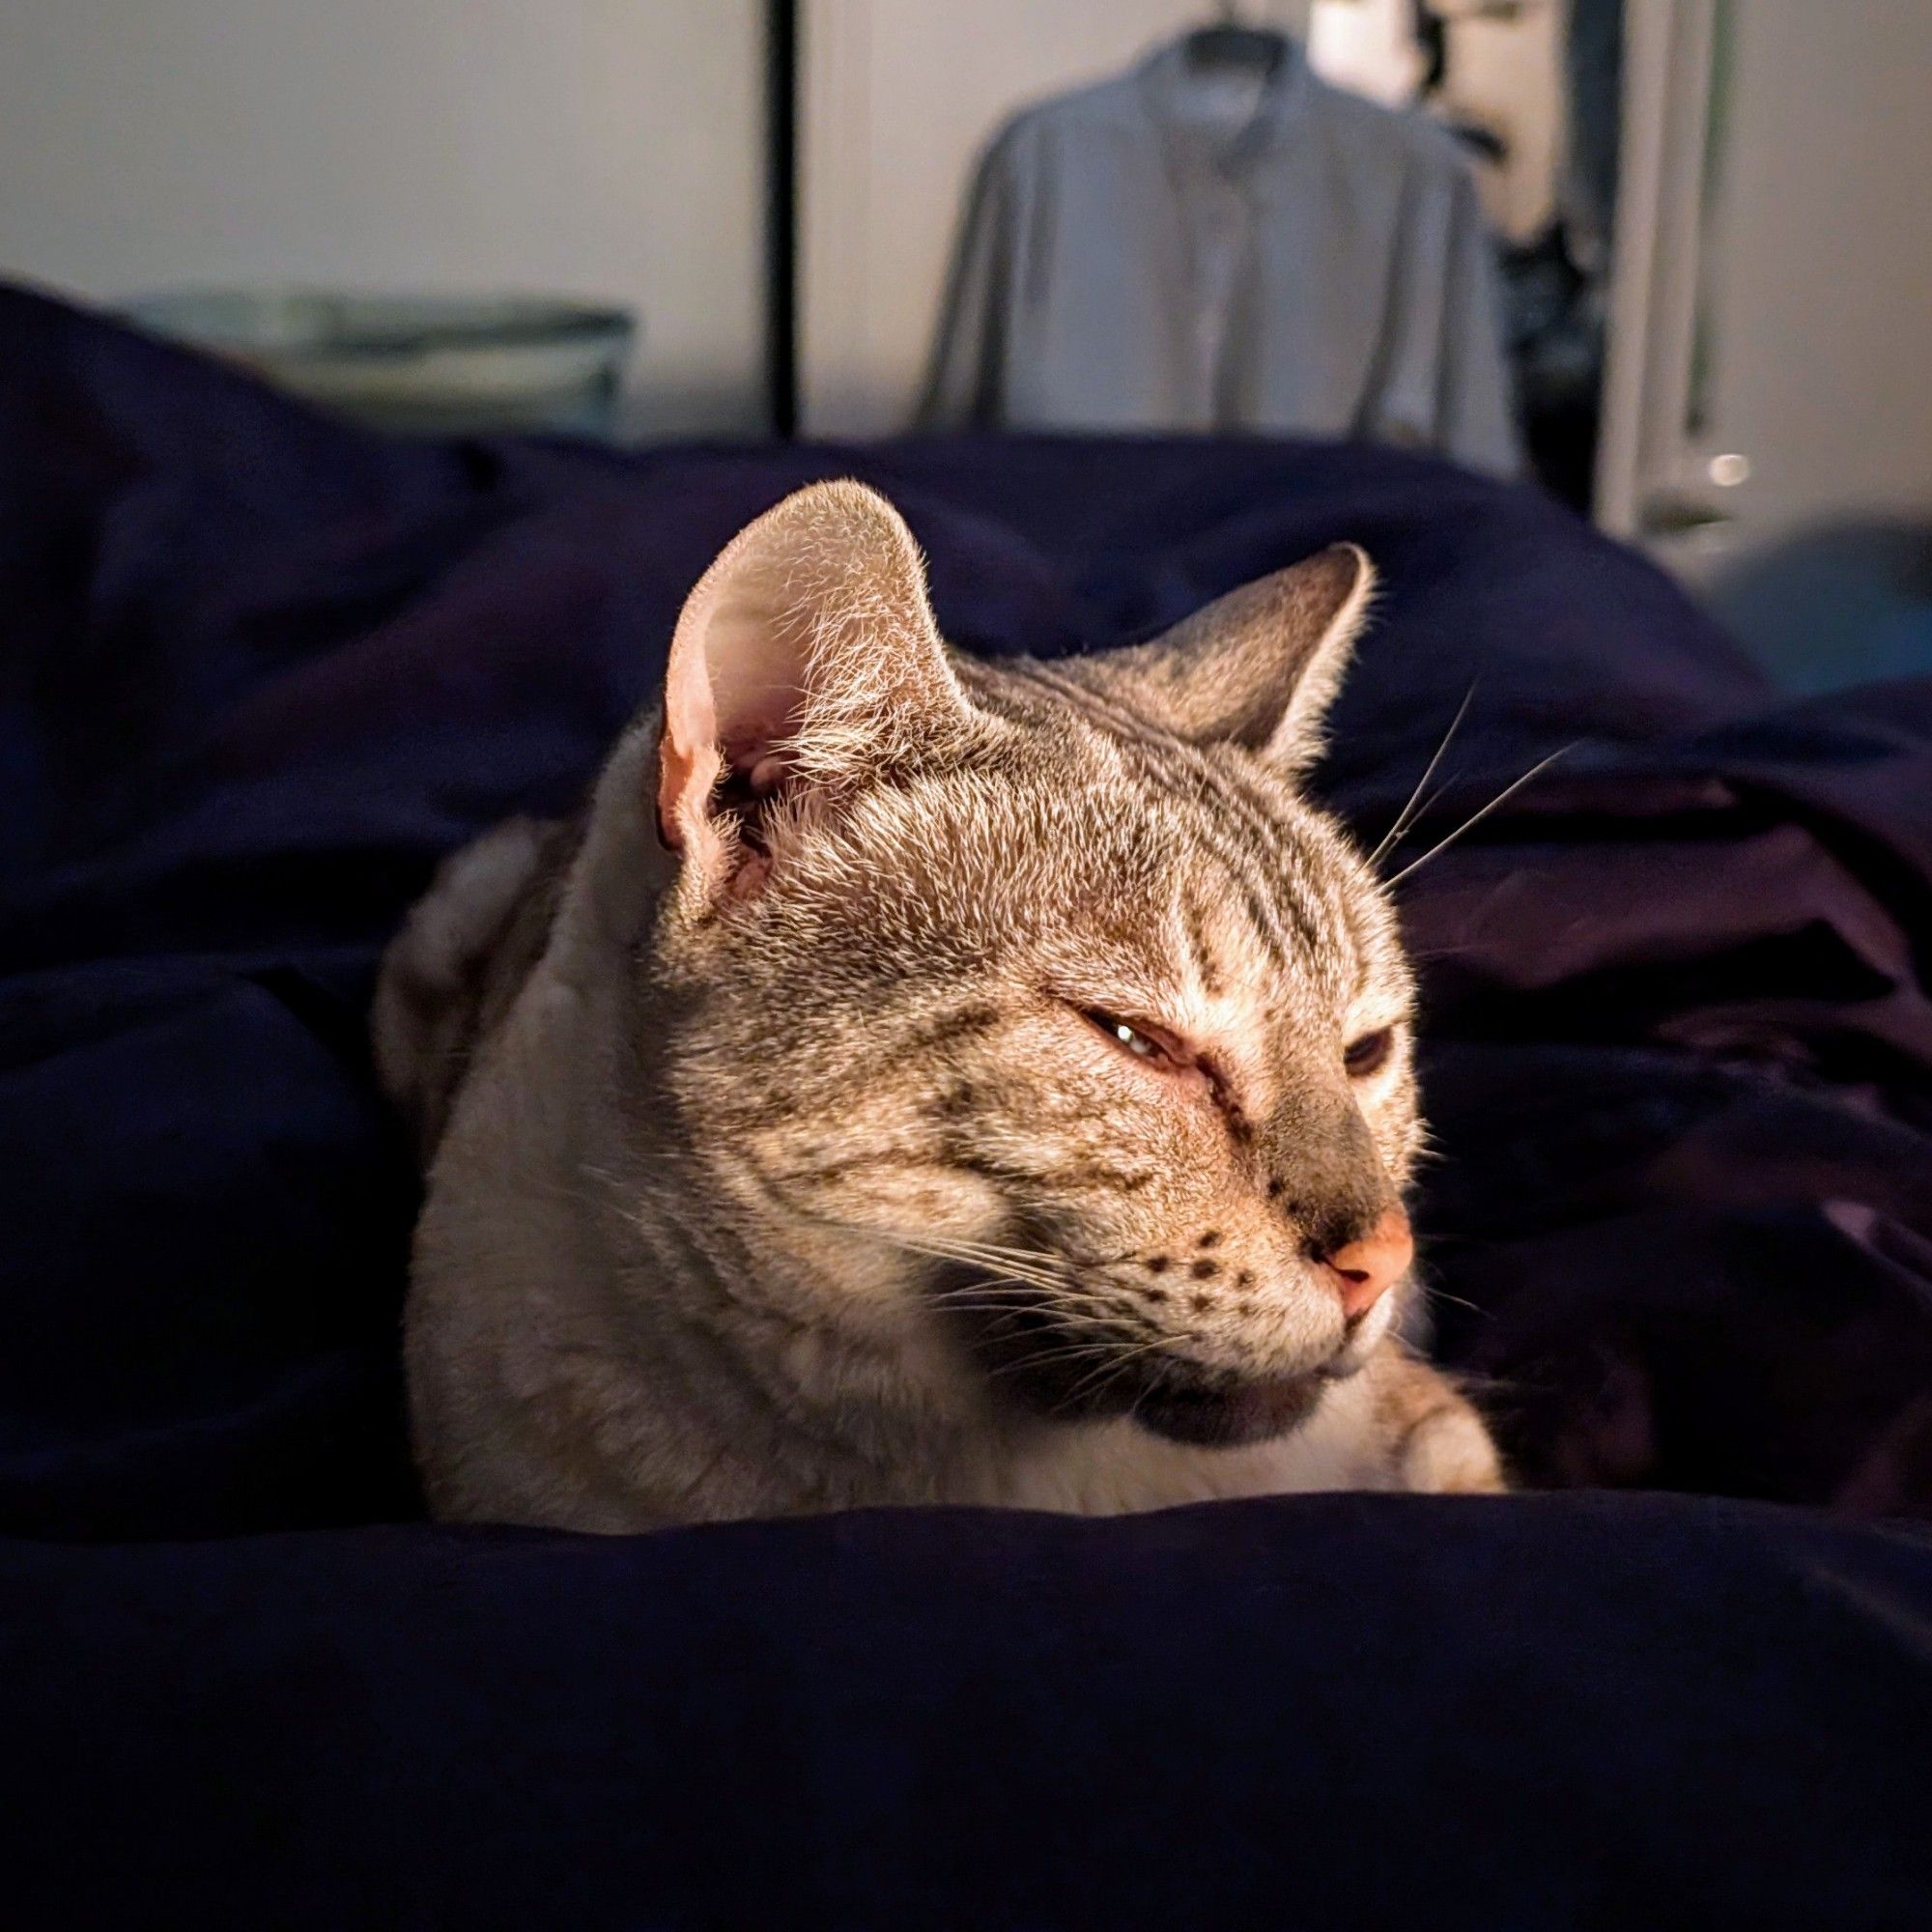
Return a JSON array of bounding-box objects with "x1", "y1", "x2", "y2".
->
[{"x1": 1368, "y1": 1346, "x2": 1507, "y2": 1493}]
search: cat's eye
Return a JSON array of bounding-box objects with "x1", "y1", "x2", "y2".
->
[
  {"x1": 1079, "y1": 1007, "x2": 1177, "y2": 1067},
  {"x1": 1344, "y1": 1027, "x2": 1397, "y2": 1078}
]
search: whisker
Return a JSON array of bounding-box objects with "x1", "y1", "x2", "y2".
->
[
  {"x1": 1067, "y1": 1343, "x2": 1184, "y2": 1418},
  {"x1": 1384, "y1": 744, "x2": 1577, "y2": 889},
  {"x1": 888, "y1": 1241, "x2": 1075, "y2": 1296},
  {"x1": 919, "y1": 1270, "x2": 1125, "y2": 1327},
  {"x1": 924, "y1": 1293, "x2": 1119, "y2": 1329},
  {"x1": 923, "y1": 1277, "x2": 1106, "y2": 1308},
  {"x1": 781, "y1": 1202, "x2": 1123, "y2": 1286},
  {"x1": 852, "y1": 1225, "x2": 1067, "y2": 1281},
  {"x1": 935, "y1": 1242, "x2": 1126, "y2": 1285},
  {"x1": 1368, "y1": 685, "x2": 1476, "y2": 868},
  {"x1": 929, "y1": 1236, "x2": 1081, "y2": 1266},
  {"x1": 918, "y1": 1245, "x2": 1067, "y2": 1283},
  {"x1": 983, "y1": 1338, "x2": 1143, "y2": 1381},
  {"x1": 1053, "y1": 1332, "x2": 1177, "y2": 1411},
  {"x1": 896, "y1": 1244, "x2": 1066, "y2": 1291}
]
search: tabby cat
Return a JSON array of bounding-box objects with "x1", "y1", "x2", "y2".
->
[{"x1": 374, "y1": 481, "x2": 1502, "y2": 1531}]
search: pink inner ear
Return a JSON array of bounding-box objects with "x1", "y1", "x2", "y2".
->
[
  {"x1": 656, "y1": 621, "x2": 721, "y2": 849},
  {"x1": 656, "y1": 584, "x2": 807, "y2": 850}
]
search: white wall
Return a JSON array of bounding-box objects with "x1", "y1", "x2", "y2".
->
[{"x1": 0, "y1": 0, "x2": 767, "y2": 435}]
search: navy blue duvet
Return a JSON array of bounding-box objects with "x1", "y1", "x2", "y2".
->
[{"x1": 2, "y1": 286, "x2": 1929, "y2": 1927}]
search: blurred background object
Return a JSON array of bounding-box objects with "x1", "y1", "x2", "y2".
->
[
  {"x1": 800, "y1": 1, "x2": 1596, "y2": 490},
  {"x1": 125, "y1": 291, "x2": 636, "y2": 438},
  {"x1": 0, "y1": 0, "x2": 765, "y2": 438},
  {"x1": 0, "y1": 0, "x2": 1925, "y2": 688},
  {"x1": 1598, "y1": 1, "x2": 1932, "y2": 694},
  {"x1": 909, "y1": 7, "x2": 1522, "y2": 473}
]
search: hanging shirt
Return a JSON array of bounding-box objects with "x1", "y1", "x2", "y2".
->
[{"x1": 917, "y1": 36, "x2": 1523, "y2": 477}]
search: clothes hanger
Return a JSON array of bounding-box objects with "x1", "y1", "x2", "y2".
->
[{"x1": 1182, "y1": 1, "x2": 1297, "y2": 77}]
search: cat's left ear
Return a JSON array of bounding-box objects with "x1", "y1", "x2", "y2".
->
[
  {"x1": 655, "y1": 480, "x2": 974, "y2": 886},
  {"x1": 1066, "y1": 545, "x2": 1376, "y2": 773}
]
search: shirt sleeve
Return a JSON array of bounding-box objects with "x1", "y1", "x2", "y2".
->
[
  {"x1": 913, "y1": 126, "x2": 1021, "y2": 430},
  {"x1": 1358, "y1": 144, "x2": 1523, "y2": 479},
  {"x1": 1436, "y1": 160, "x2": 1524, "y2": 479}
]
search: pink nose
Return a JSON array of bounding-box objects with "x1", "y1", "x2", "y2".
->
[{"x1": 1319, "y1": 1209, "x2": 1414, "y2": 1321}]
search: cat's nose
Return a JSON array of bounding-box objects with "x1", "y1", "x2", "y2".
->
[{"x1": 1317, "y1": 1208, "x2": 1413, "y2": 1321}]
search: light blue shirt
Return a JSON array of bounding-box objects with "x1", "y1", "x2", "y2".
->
[{"x1": 919, "y1": 38, "x2": 1522, "y2": 477}]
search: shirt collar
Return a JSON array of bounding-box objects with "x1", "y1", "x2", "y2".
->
[{"x1": 1135, "y1": 31, "x2": 1316, "y2": 170}]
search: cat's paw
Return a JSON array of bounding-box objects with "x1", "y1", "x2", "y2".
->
[{"x1": 1397, "y1": 1403, "x2": 1507, "y2": 1493}]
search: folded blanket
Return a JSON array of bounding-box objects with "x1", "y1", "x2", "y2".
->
[{"x1": 5, "y1": 1492, "x2": 1929, "y2": 1931}]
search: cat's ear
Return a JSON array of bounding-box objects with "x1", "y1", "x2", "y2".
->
[
  {"x1": 1070, "y1": 545, "x2": 1376, "y2": 773},
  {"x1": 656, "y1": 480, "x2": 972, "y2": 885}
]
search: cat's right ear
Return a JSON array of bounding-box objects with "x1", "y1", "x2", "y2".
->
[{"x1": 656, "y1": 481, "x2": 973, "y2": 898}]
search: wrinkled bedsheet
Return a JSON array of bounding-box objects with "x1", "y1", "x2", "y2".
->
[{"x1": 2, "y1": 285, "x2": 1928, "y2": 1928}]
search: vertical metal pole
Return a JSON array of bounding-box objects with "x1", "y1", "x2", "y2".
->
[
  {"x1": 1596, "y1": 0, "x2": 1677, "y2": 536},
  {"x1": 765, "y1": 0, "x2": 800, "y2": 438},
  {"x1": 1597, "y1": 0, "x2": 1720, "y2": 538}
]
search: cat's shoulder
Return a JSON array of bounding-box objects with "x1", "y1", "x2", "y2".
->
[{"x1": 372, "y1": 812, "x2": 583, "y2": 1161}]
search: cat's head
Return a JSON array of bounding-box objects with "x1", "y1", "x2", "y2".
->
[{"x1": 646, "y1": 482, "x2": 1418, "y2": 1449}]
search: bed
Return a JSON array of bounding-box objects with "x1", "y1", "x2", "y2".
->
[{"x1": 2, "y1": 284, "x2": 1928, "y2": 1927}]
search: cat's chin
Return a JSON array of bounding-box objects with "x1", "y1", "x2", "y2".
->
[
  {"x1": 1130, "y1": 1375, "x2": 1324, "y2": 1449},
  {"x1": 954, "y1": 1292, "x2": 1329, "y2": 1447}
]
